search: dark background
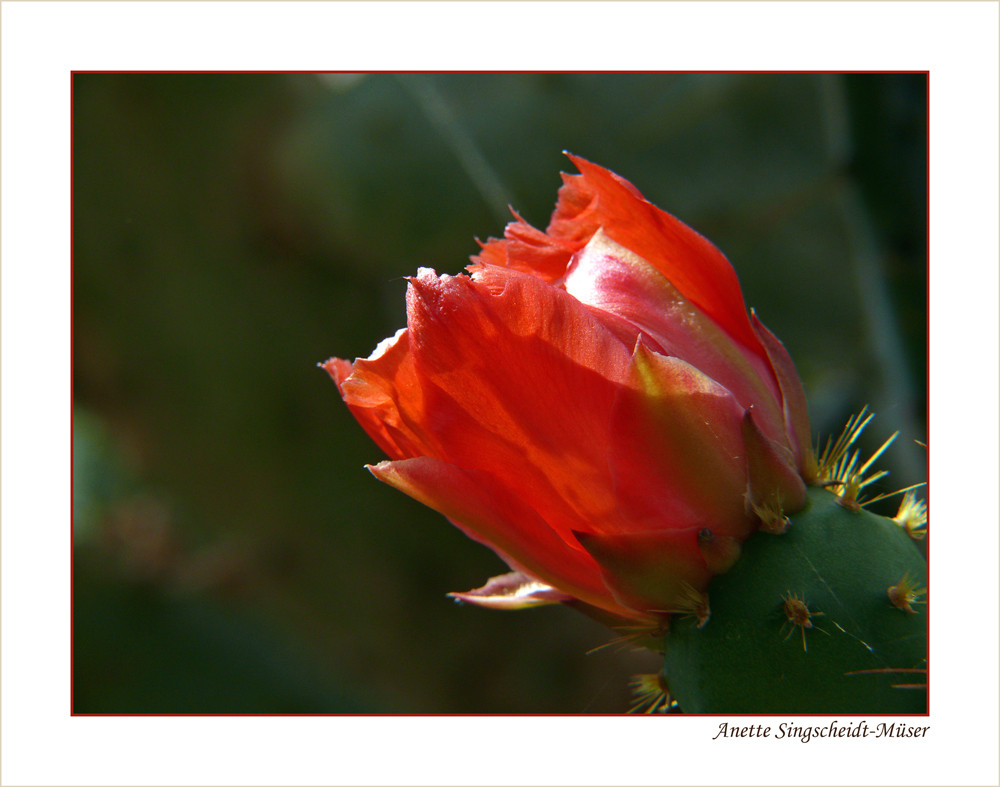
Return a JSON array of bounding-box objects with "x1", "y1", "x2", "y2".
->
[{"x1": 73, "y1": 72, "x2": 927, "y2": 713}]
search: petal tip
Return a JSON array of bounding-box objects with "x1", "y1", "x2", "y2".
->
[
  {"x1": 321, "y1": 357, "x2": 356, "y2": 389},
  {"x1": 447, "y1": 572, "x2": 573, "y2": 611}
]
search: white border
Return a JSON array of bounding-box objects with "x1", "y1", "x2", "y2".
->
[{"x1": 3, "y1": 2, "x2": 998, "y2": 786}]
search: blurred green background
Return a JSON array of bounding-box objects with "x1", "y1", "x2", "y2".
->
[{"x1": 73, "y1": 72, "x2": 927, "y2": 713}]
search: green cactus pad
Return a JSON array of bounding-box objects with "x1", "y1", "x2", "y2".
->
[{"x1": 662, "y1": 487, "x2": 927, "y2": 714}]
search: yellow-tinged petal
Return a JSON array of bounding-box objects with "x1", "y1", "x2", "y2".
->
[
  {"x1": 564, "y1": 230, "x2": 787, "y2": 447},
  {"x1": 608, "y1": 339, "x2": 754, "y2": 540}
]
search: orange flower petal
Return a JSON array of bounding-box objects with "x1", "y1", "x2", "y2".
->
[
  {"x1": 555, "y1": 153, "x2": 764, "y2": 355},
  {"x1": 472, "y1": 209, "x2": 575, "y2": 282},
  {"x1": 402, "y1": 266, "x2": 637, "y2": 545},
  {"x1": 322, "y1": 328, "x2": 434, "y2": 461}
]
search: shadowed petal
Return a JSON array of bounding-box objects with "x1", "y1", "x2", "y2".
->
[
  {"x1": 751, "y1": 311, "x2": 818, "y2": 481},
  {"x1": 742, "y1": 407, "x2": 808, "y2": 529},
  {"x1": 574, "y1": 527, "x2": 712, "y2": 615},
  {"x1": 369, "y1": 457, "x2": 647, "y2": 621}
]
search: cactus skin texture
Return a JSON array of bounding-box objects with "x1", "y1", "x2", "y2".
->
[{"x1": 662, "y1": 487, "x2": 927, "y2": 714}]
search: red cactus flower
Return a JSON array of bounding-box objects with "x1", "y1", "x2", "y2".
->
[{"x1": 323, "y1": 153, "x2": 815, "y2": 626}]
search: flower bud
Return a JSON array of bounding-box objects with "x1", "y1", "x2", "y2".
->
[{"x1": 324, "y1": 153, "x2": 814, "y2": 625}]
